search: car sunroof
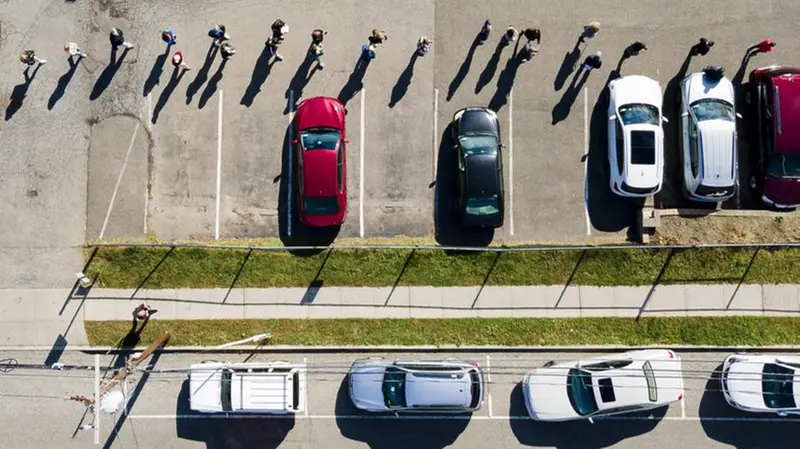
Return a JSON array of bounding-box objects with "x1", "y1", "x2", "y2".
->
[{"x1": 598, "y1": 378, "x2": 616, "y2": 403}]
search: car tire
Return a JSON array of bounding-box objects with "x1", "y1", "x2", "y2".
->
[{"x1": 543, "y1": 361, "x2": 555, "y2": 368}]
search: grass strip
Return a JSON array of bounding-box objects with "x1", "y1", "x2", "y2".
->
[
  {"x1": 86, "y1": 246, "x2": 800, "y2": 288},
  {"x1": 86, "y1": 317, "x2": 800, "y2": 347}
]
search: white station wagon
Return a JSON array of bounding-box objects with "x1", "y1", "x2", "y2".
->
[{"x1": 721, "y1": 353, "x2": 800, "y2": 415}]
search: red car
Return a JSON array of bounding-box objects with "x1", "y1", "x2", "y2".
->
[
  {"x1": 293, "y1": 97, "x2": 348, "y2": 226},
  {"x1": 747, "y1": 66, "x2": 800, "y2": 209}
]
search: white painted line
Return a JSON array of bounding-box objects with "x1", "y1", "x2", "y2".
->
[
  {"x1": 680, "y1": 396, "x2": 686, "y2": 419},
  {"x1": 433, "y1": 88, "x2": 438, "y2": 178},
  {"x1": 94, "y1": 355, "x2": 99, "y2": 445},
  {"x1": 143, "y1": 185, "x2": 149, "y2": 235},
  {"x1": 215, "y1": 90, "x2": 224, "y2": 240},
  {"x1": 508, "y1": 89, "x2": 514, "y2": 236},
  {"x1": 359, "y1": 88, "x2": 366, "y2": 238},
  {"x1": 99, "y1": 122, "x2": 140, "y2": 240},
  {"x1": 485, "y1": 355, "x2": 492, "y2": 418},
  {"x1": 288, "y1": 90, "x2": 294, "y2": 239},
  {"x1": 583, "y1": 87, "x2": 592, "y2": 236},
  {"x1": 303, "y1": 357, "x2": 309, "y2": 418},
  {"x1": 146, "y1": 92, "x2": 152, "y2": 131}
]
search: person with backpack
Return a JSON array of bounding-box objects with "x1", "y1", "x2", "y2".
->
[
  {"x1": 161, "y1": 28, "x2": 177, "y2": 47},
  {"x1": 416, "y1": 36, "x2": 433, "y2": 56},
  {"x1": 20, "y1": 49, "x2": 46, "y2": 66},
  {"x1": 208, "y1": 24, "x2": 230, "y2": 46},
  {"x1": 110, "y1": 27, "x2": 134, "y2": 50},
  {"x1": 311, "y1": 29, "x2": 326, "y2": 69}
]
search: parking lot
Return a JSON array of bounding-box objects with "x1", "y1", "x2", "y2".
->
[{"x1": 2, "y1": 0, "x2": 800, "y2": 285}]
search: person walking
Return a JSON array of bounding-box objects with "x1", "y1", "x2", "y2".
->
[
  {"x1": 416, "y1": 36, "x2": 433, "y2": 56},
  {"x1": 161, "y1": 28, "x2": 177, "y2": 47},
  {"x1": 369, "y1": 29, "x2": 388, "y2": 45},
  {"x1": 265, "y1": 35, "x2": 284, "y2": 62},
  {"x1": 20, "y1": 49, "x2": 46, "y2": 66},
  {"x1": 133, "y1": 303, "x2": 157, "y2": 321},
  {"x1": 171, "y1": 50, "x2": 191, "y2": 70},
  {"x1": 271, "y1": 19, "x2": 288, "y2": 41},
  {"x1": 63, "y1": 42, "x2": 87, "y2": 62},
  {"x1": 501, "y1": 26, "x2": 518, "y2": 46},
  {"x1": 478, "y1": 19, "x2": 492, "y2": 43},
  {"x1": 220, "y1": 41, "x2": 236, "y2": 60},
  {"x1": 750, "y1": 38, "x2": 776, "y2": 54},
  {"x1": 579, "y1": 21, "x2": 601, "y2": 43},
  {"x1": 690, "y1": 38, "x2": 714, "y2": 56},
  {"x1": 623, "y1": 41, "x2": 647, "y2": 58},
  {"x1": 518, "y1": 39, "x2": 539, "y2": 63},
  {"x1": 582, "y1": 51, "x2": 603, "y2": 72},
  {"x1": 208, "y1": 24, "x2": 230, "y2": 46},
  {"x1": 523, "y1": 28, "x2": 541, "y2": 43},
  {"x1": 109, "y1": 27, "x2": 134, "y2": 50},
  {"x1": 311, "y1": 28, "x2": 326, "y2": 69}
]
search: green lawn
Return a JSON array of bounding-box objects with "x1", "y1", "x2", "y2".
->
[
  {"x1": 85, "y1": 245, "x2": 800, "y2": 288},
  {"x1": 86, "y1": 316, "x2": 800, "y2": 347}
]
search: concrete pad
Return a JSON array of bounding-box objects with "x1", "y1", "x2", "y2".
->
[
  {"x1": 174, "y1": 289, "x2": 245, "y2": 320},
  {"x1": 686, "y1": 285, "x2": 727, "y2": 317},
  {"x1": 307, "y1": 288, "x2": 342, "y2": 318},
  {"x1": 143, "y1": 289, "x2": 179, "y2": 319},
  {"x1": 86, "y1": 288, "x2": 134, "y2": 299},
  {"x1": 244, "y1": 288, "x2": 306, "y2": 318},
  {"x1": 376, "y1": 286, "x2": 411, "y2": 318},
  {"x1": 613, "y1": 286, "x2": 652, "y2": 318},
  {"x1": 83, "y1": 297, "x2": 118, "y2": 321},
  {"x1": 0, "y1": 322, "x2": 33, "y2": 346},
  {"x1": 409, "y1": 286, "x2": 443, "y2": 318},
  {"x1": 578, "y1": 286, "x2": 615, "y2": 317},
  {"x1": 37, "y1": 321, "x2": 89, "y2": 347},
  {"x1": 340, "y1": 287, "x2": 383, "y2": 318},
  {"x1": 447, "y1": 286, "x2": 483, "y2": 310},
  {"x1": 762, "y1": 284, "x2": 800, "y2": 316},
  {"x1": 638, "y1": 285, "x2": 688, "y2": 317},
  {"x1": 721, "y1": 284, "x2": 763, "y2": 316},
  {"x1": 0, "y1": 291, "x2": 33, "y2": 321}
]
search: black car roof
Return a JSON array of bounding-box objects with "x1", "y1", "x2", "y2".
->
[{"x1": 465, "y1": 154, "x2": 500, "y2": 197}]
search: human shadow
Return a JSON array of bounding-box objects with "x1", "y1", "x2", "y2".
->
[
  {"x1": 388, "y1": 52, "x2": 418, "y2": 108},
  {"x1": 241, "y1": 45, "x2": 276, "y2": 107},
  {"x1": 5, "y1": 65, "x2": 41, "y2": 120},
  {"x1": 47, "y1": 59, "x2": 79, "y2": 110},
  {"x1": 152, "y1": 68, "x2": 188, "y2": 124},
  {"x1": 551, "y1": 65, "x2": 591, "y2": 125},
  {"x1": 554, "y1": 38, "x2": 583, "y2": 91},
  {"x1": 284, "y1": 49, "x2": 317, "y2": 114},
  {"x1": 488, "y1": 43, "x2": 523, "y2": 112},
  {"x1": 334, "y1": 377, "x2": 471, "y2": 449},
  {"x1": 475, "y1": 40, "x2": 505, "y2": 94},
  {"x1": 143, "y1": 47, "x2": 169, "y2": 97},
  {"x1": 447, "y1": 34, "x2": 482, "y2": 101},
  {"x1": 657, "y1": 51, "x2": 694, "y2": 208},
  {"x1": 509, "y1": 383, "x2": 666, "y2": 448},
  {"x1": 89, "y1": 46, "x2": 129, "y2": 100},
  {"x1": 338, "y1": 57, "x2": 370, "y2": 106},
  {"x1": 186, "y1": 44, "x2": 219, "y2": 105},
  {"x1": 198, "y1": 59, "x2": 227, "y2": 109},
  {"x1": 176, "y1": 379, "x2": 295, "y2": 448},
  {"x1": 433, "y1": 123, "x2": 494, "y2": 247}
]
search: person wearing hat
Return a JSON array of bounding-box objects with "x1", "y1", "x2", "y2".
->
[
  {"x1": 171, "y1": 50, "x2": 191, "y2": 70},
  {"x1": 162, "y1": 28, "x2": 177, "y2": 47},
  {"x1": 109, "y1": 27, "x2": 134, "y2": 50},
  {"x1": 20, "y1": 49, "x2": 46, "y2": 66},
  {"x1": 582, "y1": 51, "x2": 603, "y2": 72}
]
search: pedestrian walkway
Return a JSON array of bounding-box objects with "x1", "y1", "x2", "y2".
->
[{"x1": 2, "y1": 284, "x2": 799, "y2": 347}]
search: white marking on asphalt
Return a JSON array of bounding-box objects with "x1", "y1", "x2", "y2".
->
[
  {"x1": 508, "y1": 89, "x2": 514, "y2": 236},
  {"x1": 99, "y1": 122, "x2": 140, "y2": 240},
  {"x1": 215, "y1": 90, "x2": 223, "y2": 240},
  {"x1": 143, "y1": 185, "x2": 149, "y2": 235},
  {"x1": 680, "y1": 395, "x2": 686, "y2": 419},
  {"x1": 146, "y1": 92, "x2": 152, "y2": 132},
  {"x1": 288, "y1": 90, "x2": 295, "y2": 238},
  {"x1": 433, "y1": 88, "x2": 439, "y2": 178},
  {"x1": 486, "y1": 355, "x2": 493, "y2": 418},
  {"x1": 359, "y1": 88, "x2": 366, "y2": 238},
  {"x1": 94, "y1": 355, "x2": 100, "y2": 444},
  {"x1": 583, "y1": 87, "x2": 592, "y2": 236},
  {"x1": 303, "y1": 357, "x2": 309, "y2": 418}
]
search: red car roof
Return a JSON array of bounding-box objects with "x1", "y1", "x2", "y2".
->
[
  {"x1": 772, "y1": 73, "x2": 800, "y2": 154},
  {"x1": 295, "y1": 96, "x2": 345, "y2": 131},
  {"x1": 302, "y1": 148, "x2": 338, "y2": 197}
]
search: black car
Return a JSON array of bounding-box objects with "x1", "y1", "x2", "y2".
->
[{"x1": 451, "y1": 107, "x2": 505, "y2": 228}]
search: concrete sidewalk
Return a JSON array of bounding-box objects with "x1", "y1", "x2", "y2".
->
[{"x1": 2, "y1": 284, "x2": 799, "y2": 347}]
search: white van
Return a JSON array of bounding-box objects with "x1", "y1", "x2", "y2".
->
[{"x1": 189, "y1": 361, "x2": 306, "y2": 414}]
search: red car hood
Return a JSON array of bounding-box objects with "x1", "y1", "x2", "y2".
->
[
  {"x1": 764, "y1": 177, "x2": 800, "y2": 207},
  {"x1": 295, "y1": 97, "x2": 345, "y2": 131}
]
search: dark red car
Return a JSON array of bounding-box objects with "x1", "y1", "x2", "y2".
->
[
  {"x1": 293, "y1": 97, "x2": 348, "y2": 226},
  {"x1": 747, "y1": 66, "x2": 800, "y2": 209}
]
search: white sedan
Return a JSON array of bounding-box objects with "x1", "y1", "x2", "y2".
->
[
  {"x1": 522, "y1": 349, "x2": 684, "y2": 422},
  {"x1": 607, "y1": 75, "x2": 666, "y2": 197},
  {"x1": 721, "y1": 353, "x2": 800, "y2": 415}
]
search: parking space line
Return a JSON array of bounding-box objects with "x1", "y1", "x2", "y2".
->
[
  {"x1": 288, "y1": 90, "x2": 295, "y2": 238},
  {"x1": 303, "y1": 357, "x2": 309, "y2": 418},
  {"x1": 359, "y1": 88, "x2": 365, "y2": 238},
  {"x1": 215, "y1": 90, "x2": 224, "y2": 240},
  {"x1": 433, "y1": 88, "x2": 438, "y2": 178},
  {"x1": 485, "y1": 355, "x2": 492, "y2": 418},
  {"x1": 99, "y1": 122, "x2": 140, "y2": 240},
  {"x1": 93, "y1": 354, "x2": 100, "y2": 444},
  {"x1": 680, "y1": 396, "x2": 686, "y2": 419},
  {"x1": 583, "y1": 87, "x2": 591, "y2": 236},
  {"x1": 508, "y1": 89, "x2": 514, "y2": 236},
  {"x1": 144, "y1": 185, "x2": 149, "y2": 235},
  {"x1": 146, "y1": 92, "x2": 152, "y2": 131}
]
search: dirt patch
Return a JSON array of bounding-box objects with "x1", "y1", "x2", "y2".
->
[
  {"x1": 96, "y1": 0, "x2": 128, "y2": 19},
  {"x1": 653, "y1": 214, "x2": 800, "y2": 244}
]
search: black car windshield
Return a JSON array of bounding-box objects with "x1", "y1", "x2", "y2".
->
[
  {"x1": 767, "y1": 154, "x2": 800, "y2": 179},
  {"x1": 220, "y1": 369, "x2": 233, "y2": 412},
  {"x1": 762, "y1": 363, "x2": 796, "y2": 409},
  {"x1": 618, "y1": 104, "x2": 659, "y2": 126},
  {"x1": 459, "y1": 135, "x2": 498, "y2": 156},
  {"x1": 382, "y1": 367, "x2": 407, "y2": 408},
  {"x1": 566, "y1": 369, "x2": 599, "y2": 416},
  {"x1": 466, "y1": 196, "x2": 500, "y2": 215},
  {"x1": 301, "y1": 130, "x2": 340, "y2": 150},
  {"x1": 691, "y1": 99, "x2": 734, "y2": 122},
  {"x1": 304, "y1": 196, "x2": 339, "y2": 215}
]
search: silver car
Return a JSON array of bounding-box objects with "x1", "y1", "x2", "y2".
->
[{"x1": 348, "y1": 358, "x2": 484, "y2": 413}]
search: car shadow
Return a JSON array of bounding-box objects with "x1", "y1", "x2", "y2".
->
[
  {"x1": 334, "y1": 377, "x2": 471, "y2": 449},
  {"x1": 509, "y1": 383, "x2": 666, "y2": 449},
  {"x1": 433, "y1": 123, "x2": 494, "y2": 247},
  {"x1": 175, "y1": 379, "x2": 295, "y2": 449},
  {"x1": 276, "y1": 124, "x2": 340, "y2": 254}
]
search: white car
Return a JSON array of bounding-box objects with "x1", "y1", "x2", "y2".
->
[
  {"x1": 522, "y1": 349, "x2": 684, "y2": 422},
  {"x1": 721, "y1": 353, "x2": 800, "y2": 415},
  {"x1": 680, "y1": 67, "x2": 738, "y2": 202},
  {"x1": 607, "y1": 75, "x2": 666, "y2": 197}
]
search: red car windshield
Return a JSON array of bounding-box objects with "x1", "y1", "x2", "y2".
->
[
  {"x1": 301, "y1": 130, "x2": 340, "y2": 150},
  {"x1": 304, "y1": 196, "x2": 339, "y2": 215}
]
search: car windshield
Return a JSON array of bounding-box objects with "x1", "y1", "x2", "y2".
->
[
  {"x1": 762, "y1": 363, "x2": 796, "y2": 409},
  {"x1": 642, "y1": 362, "x2": 658, "y2": 402},
  {"x1": 566, "y1": 369, "x2": 599, "y2": 416},
  {"x1": 630, "y1": 130, "x2": 656, "y2": 165},
  {"x1": 220, "y1": 369, "x2": 233, "y2": 412},
  {"x1": 459, "y1": 135, "x2": 498, "y2": 156},
  {"x1": 301, "y1": 130, "x2": 340, "y2": 150},
  {"x1": 466, "y1": 196, "x2": 500, "y2": 215},
  {"x1": 618, "y1": 104, "x2": 659, "y2": 126},
  {"x1": 691, "y1": 99, "x2": 734, "y2": 122},
  {"x1": 382, "y1": 367, "x2": 407, "y2": 408},
  {"x1": 767, "y1": 154, "x2": 800, "y2": 179},
  {"x1": 304, "y1": 196, "x2": 339, "y2": 215}
]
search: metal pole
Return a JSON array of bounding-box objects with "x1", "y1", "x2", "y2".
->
[
  {"x1": 94, "y1": 354, "x2": 100, "y2": 445},
  {"x1": 210, "y1": 333, "x2": 271, "y2": 350}
]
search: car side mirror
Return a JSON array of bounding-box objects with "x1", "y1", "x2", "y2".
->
[
  {"x1": 344, "y1": 138, "x2": 350, "y2": 144},
  {"x1": 662, "y1": 117, "x2": 669, "y2": 123},
  {"x1": 736, "y1": 113, "x2": 743, "y2": 119},
  {"x1": 608, "y1": 115, "x2": 616, "y2": 121},
  {"x1": 778, "y1": 411, "x2": 788, "y2": 417},
  {"x1": 587, "y1": 417, "x2": 594, "y2": 424},
  {"x1": 394, "y1": 412, "x2": 400, "y2": 418},
  {"x1": 291, "y1": 138, "x2": 299, "y2": 145}
]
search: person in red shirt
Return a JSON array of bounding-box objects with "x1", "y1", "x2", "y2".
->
[
  {"x1": 748, "y1": 39, "x2": 776, "y2": 55},
  {"x1": 171, "y1": 51, "x2": 191, "y2": 71}
]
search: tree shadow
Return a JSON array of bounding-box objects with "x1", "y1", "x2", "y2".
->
[
  {"x1": 143, "y1": 47, "x2": 170, "y2": 97},
  {"x1": 388, "y1": 52, "x2": 418, "y2": 108},
  {"x1": 551, "y1": 67, "x2": 591, "y2": 125},
  {"x1": 475, "y1": 41, "x2": 505, "y2": 94},
  {"x1": 186, "y1": 44, "x2": 219, "y2": 105},
  {"x1": 554, "y1": 38, "x2": 583, "y2": 91},
  {"x1": 152, "y1": 68, "x2": 188, "y2": 124},
  {"x1": 241, "y1": 45, "x2": 276, "y2": 107},
  {"x1": 339, "y1": 57, "x2": 370, "y2": 106},
  {"x1": 89, "y1": 47, "x2": 129, "y2": 100},
  {"x1": 488, "y1": 40, "x2": 523, "y2": 112},
  {"x1": 47, "y1": 59, "x2": 79, "y2": 110},
  {"x1": 509, "y1": 383, "x2": 666, "y2": 448},
  {"x1": 334, "y1": 377, "x2": 471, "y2": 449},
  {"x1": 175, "y1": 379, "x2": 295, "y2": 449},
  {"x1": 284, "y1": 49, "x2": 316, "y2": 114},
  {"x1": 5, "y1": 65, "x2": 41, "y2": 120},
  {"x1": 447, "y1": 34, "x2": 482, "y2": 101},
  {"x1": 198, "y1": 59, "x2": 227, "y2": 109},
  {"x1": 433, "y1": 123, "x2": 494, "y2": 247}
]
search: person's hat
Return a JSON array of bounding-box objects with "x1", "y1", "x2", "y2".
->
[
  {"x1": 172, "y1": 53, "x2": 183, "y2": 64},
  {"x1": 281, "y1": 25, "x2": 289, "y2": 34}
]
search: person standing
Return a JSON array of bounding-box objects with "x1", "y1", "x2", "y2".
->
[
  {"x1": 171, "y1": 51, "x2": 191, "y2": 70},
  {"x1": 110, "y1": 27, "x2": 135, "y2": 50},
  {"x1": 479, "y1": 19, "x2": 492, "y2": 43},
  {"x1": 501, "y1": 26, "x2": 518, "y2": 46},
  {"x1": 752, "y1": 38, "x2": 776, "y2": 54},
  {"x1": 623, "y1": 41, "x2": 647, "y2": 58},
  {"x1": 271, "y1": 19, "x2": 288, "y2": 41},
  {"x1": 523, "y1": 28, "x2": 541, "y2": 43},
  {"x1": 579, "y1": 21, "x2": 601, "y2": 43},
  {"x1": 63, "y1": 42, "x2": 87, "y2": 62},
  {"x1": 220, "y1": 42, "x2": 236, "y2": 60},
  {"x1": 518, "y1": 40, "x2": 539, "y2": 63},
  {"x1": 162, "y1": 28, "x2": 177, "y2": 47},
  {"x1": 20, "y1": 49, "x2": 46, "y2": 66},
  {"x1": 582, "y1": 51, "x2": 603, "y2": 72},
  {"x1": 265, "y1": 35, "x2": 284, "y2": 62},
  {"x1": 417, "y1": 36, "x2": 433, "y2": 56},
  {"x1": 370, "y1": 29, "x2": 388, "y2": 45},
  {"x1": 133, "y1": 303, "x2": 157, "y2": 321},
  {"x1": 690, "y1": 38, "x2": 714, "y2": 56},
  {"x1": 208, "y1": 24, "x2": 230, "y2": 46},
  {"x1": 311, "y1": 29, "x2": 326, "y2": 69}
]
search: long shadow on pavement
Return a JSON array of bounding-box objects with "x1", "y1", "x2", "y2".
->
[
  {"x1": 241, "y1": 45, "x2": 276, "y2": 107},
  {"x1": 143, "y1": 47, "x2": 170, "y2": 97},
  {"x1": 186, "y1": 44, "x2": 219, "y2": 105},
  {"x1": 48, "y1": 59, "x2": 79, "y2": 110},
  {"x1": 488, "y1": 40, "x2": 523, "y2": 112},
  {"x1": 284, "y1": 48, "x2": 316, "y2": 114},
  {"x1": 90, "y1": 47, "x2": 129, "y2": 100},
  {"x1": 198, "y1": 59, "x2": 227, "y2": 109},
  {"x1": 553, "y1": 38, "x2": 583, "y2": 92},
  {"x1": 551, "y1": 66, "x2": 591, "y2": 125},
  {"x1": 339, "y1": 57, "x2": 370, "y2": 106},
  {"x1": 152, "y1": 67, "x2": 188, "y2": 124},
  {"x1": 334, "y1": 377, "x2": 470, "y2": 449},
  {"x1": 389, "y1": 52, "x2": 418, "y2": 108},
  {"x1": 5, "y1": 65, "x2": 41, "y2": 120},
  {"x1": 475, "y1": 40, "x2": 505, "y2": 94},
  {"x1": 447, "y1": 34, "x2": 482, "y2": 101}
]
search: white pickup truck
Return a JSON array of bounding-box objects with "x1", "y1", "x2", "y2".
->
[{"x1": 189, "y1": 361, "x2": 306, "y2": 414}]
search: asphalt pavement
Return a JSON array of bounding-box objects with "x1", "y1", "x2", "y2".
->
[{"x1": 0, "y1": 349, "x2": 795, "y2": 448}]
